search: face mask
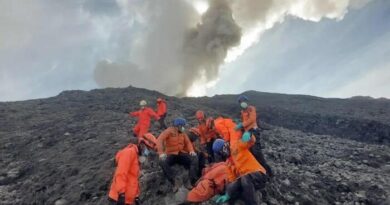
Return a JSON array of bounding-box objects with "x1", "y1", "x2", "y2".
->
[
  {"x1": 221, "y1": 143, "x2": 230, "y2": 158},
  {"x1": 240, "y1": 102, "x2": 248, "y2": 109},
  {"x1": 143, "y1": 148, "x2": 150, "y2": 156}
]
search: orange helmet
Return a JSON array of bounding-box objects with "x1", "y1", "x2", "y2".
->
[
  {"x1": 195, "y1": 110, "x2": 205, "y2": 121},
  {"x1": 206, "y1": 117, "x2": 214, "y2": 129},
  {"x1": 139, "y1": 133, "x2": 157, "y2": 150}
]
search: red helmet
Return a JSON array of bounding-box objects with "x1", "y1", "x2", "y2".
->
[
  {"x1": 206, "y1": 117, "x2": 214, "y2": 129},
  {"x1": 195, "y1": 110, "x2": 205, "y2": 121}
]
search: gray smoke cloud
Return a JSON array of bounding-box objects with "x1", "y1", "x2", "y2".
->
[
  {"x1": 179, "y1": 0, "x2": 241, "y2": 96},
  {"x1": 94, "y1": 0, "x2": 241, "y2": 96},
  {"x1": 94, "y1": 0, "x2": 198, "y2": 94},
  {"x1": 93, "y1": 0, "x2": 373, "y2": 96}
]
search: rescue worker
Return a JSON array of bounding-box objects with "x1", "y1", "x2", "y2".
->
[
  {"x1": 212, "y1": 116, "x2": 241, "y2": 143},
  {"x1": 156, "y1": 98, "x2": 167, "y2": 130},
  {"x1": 129, "y1": 100, "x2": 159, "y2": 139},
  {"x1": 108, "y1": 137, "x2": 148, "y2": 205},
  {"x1": 195, "y1": 110, "x2": 218, "y2": 163},
  {"x1": 157, "y1": 118, "x2": 198, "y2": 192},
  {"x1": 212, "y1": 137, "x2": 268, "y2": 205},
  {"x1": 186, "y1": 161, "x2": 237, "y2": 203},
  {"x1": 235, "y1": 95, "x2": 273, "y2": 177}
]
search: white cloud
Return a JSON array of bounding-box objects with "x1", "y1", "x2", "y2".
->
[{"x1": 329, "y1": 64, "x2": 390, "y2": 98}]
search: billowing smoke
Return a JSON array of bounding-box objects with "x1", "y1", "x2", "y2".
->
[
  {"x1": 93, "y1": 0, "x2": 372, "y2": 96},
  {"x1": 94, "y1": 0, "x2": 241, "y2": 96},
  {"x1": 179, "y1": 0, "x2": 241, "y2": 96}
]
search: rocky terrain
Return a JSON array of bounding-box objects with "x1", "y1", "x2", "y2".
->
[{"x1": 0, "y1": 86, "x2": 389, "y2": 205}]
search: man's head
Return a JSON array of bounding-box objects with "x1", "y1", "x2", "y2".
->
[
  {"x1": 157, "y1": 98, "x2": 163, "y2": 103},
  {"x1": 237, "y1": 95, "x2": 249, "y2": 109},
  {"x1": 195, "y1": 110, "x2": 205, "y2": 122},
  {"x1": 140, "y1": 100, "x2": 147, "y2": 109},
  {"x1": 173, "y1": 117, "x2": 187, "y2": 133}
]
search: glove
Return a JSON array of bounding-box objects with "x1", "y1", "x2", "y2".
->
[
  {"x1": 117, "y1": 193, "x2": 125, "y2": 205},
  {"x1": 241, "y1": 131, "x2": 251, "y2": 142},
  {"x1": 189, "y1": 151, "x2": 197, "y2": 157},
  {"x1": 159, "y1": 153, "x2": 167, "y2": 160},
  {"x1": 216, "y1": 193, "x2": 230, "y2": 204},
  {"x1": 235, "y1": 123, "x2": 243, "y2": 130}
]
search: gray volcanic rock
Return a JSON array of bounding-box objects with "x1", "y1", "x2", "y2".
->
[
  {"x1": 183, "y1": 90, "x2": 390, "y2": 144},
  {"x1": 0, "y1": 86, "x2": 389, "y2": 204}
]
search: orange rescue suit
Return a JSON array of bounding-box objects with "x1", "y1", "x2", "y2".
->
[
  {"x1": 229, "y1": 137, "x2": 266, "y2": 176},
  {"x1": 109, "y1": 144, "x2": 140, "y2": 204},
  {"x1": 130, "y1": 107, "x2": 159, "y2": 138},
  {"x1": 213, "y1": 117, "x2": 241, "y2": 142},
  {"x1": 157, "y1": 127, "x2": 195, "y2": 155},
  {"x1": 241, "y1": 105, "x2": 258, "y2": 131},
  {"x1": 187, "y1": 162, "x2": 237, "y2": 202},
  {"x1": 197, "y1": 120, "x2": 218, "y2": 145},
  {"x1": 156, "y1": 99, "x2": 167, "y2": 116}
]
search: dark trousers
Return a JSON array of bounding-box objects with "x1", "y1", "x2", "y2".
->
[
  {"x1": 249, "y1": 129, "x2": 273, "y2": 177},
  {"x1": 226, "y1": 172, "x2": 267, "y2": 205},
  {"x1": 159, "y1": 153, "x2": 198, "y2": 185},
  {"x1": 108, "y1": 198, "x2": 135, "y2": 205},
  {"x1": 197, "y1": 152, "x2": 207, "y2": 177},
  {"x1": 158, "y1": 114, "x2": 167, "y2": 130},
  {"x1": 108, "y1": 199, "x2": 139, "y2": 205}
]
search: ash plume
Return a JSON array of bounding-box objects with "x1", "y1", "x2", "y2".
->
[{"x1": 93, "y1": 0, "x2": 372, "y2": 96}]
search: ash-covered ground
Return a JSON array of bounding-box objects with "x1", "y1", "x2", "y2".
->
[{"x1": 0, "y1": 87, "x2": 389, "y2": 205}]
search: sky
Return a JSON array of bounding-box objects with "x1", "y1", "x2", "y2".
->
[{"x1": 0, "y1": 0, "x2": 389, "y2": 101}]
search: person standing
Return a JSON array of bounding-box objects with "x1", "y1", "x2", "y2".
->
[
  {"x1": 129, "y1": 100, "x2": 159, "y2": 139},
  {"x1": 235, "y1": 95, "x2": 273, "y2": 177},
  {"x1": 156, "y1": 98, "x2": 167, "y2": 130}
]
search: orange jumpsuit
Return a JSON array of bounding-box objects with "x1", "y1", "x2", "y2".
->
[
  {"x1": 130, "y1": 107, "x2": 159, "y2": 138},
  {"x1": 213, "y1": 117, "x2": 241, "y2": 143},
  {"x1": 109, "y1": 144, "x2": 140, "y2": 204},
  {"x1": 229, "y1": 136, "x2": 266, "y2": 176},
  {"x1": 156, "y1": 100, "x2": 167, "y2": 116},
  {"x1": 187, "y1": 162, "x2": 237, "y2": 202},
  {"x1": 157, "y1": 127, "x2": 194, "y2": 155},
  {"x1": 197, "y1": 118, "x2": 218, "y2": 145}
]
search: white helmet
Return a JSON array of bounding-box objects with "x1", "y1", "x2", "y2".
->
[{"x1": 140, "y1": 100, "x2": 147, "y2": 106}]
